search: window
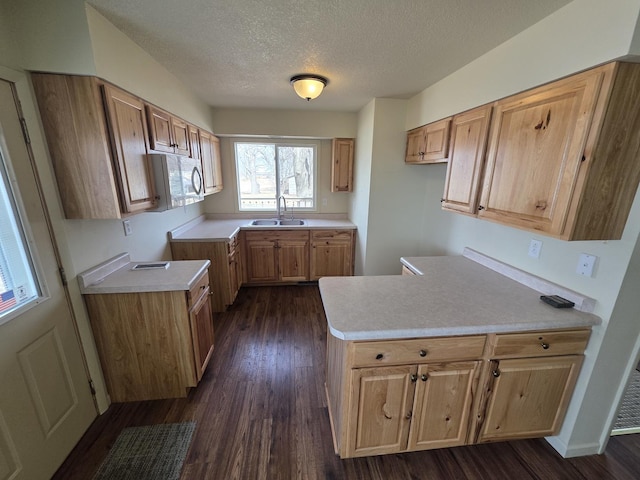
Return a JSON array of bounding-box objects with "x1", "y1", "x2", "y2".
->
[
  {"x1": 235, "y1": 141, "x2": 317, "y2": 212},
  {"x1": 0, "y1": 147, "x2": 39, "y2": 323}
]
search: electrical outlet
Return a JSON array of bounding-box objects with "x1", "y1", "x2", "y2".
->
[
  {"x1": 576, "y1": 253, "x2": 597, "y2": 277},
  {"x1": 528, "y1": 239, "x2": 542, "y2": 259},
  {"x1": 123, "y1": 220, "x2": 132, "y2": 236}
]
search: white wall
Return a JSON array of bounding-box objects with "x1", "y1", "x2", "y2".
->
[
  {"x1": 212, "y1": 107, "x2": 357, "y2": 138},
  {"x1": 403, "y1": 0, "x2": 640, "y2": 456},
  {"x1": 349, "y1": 101, "x2": 375, "y2": 275}
]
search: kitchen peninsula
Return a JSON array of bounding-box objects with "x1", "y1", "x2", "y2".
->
[{"x1": 320, "y1": 249, "x2": 600, "y2": 458}]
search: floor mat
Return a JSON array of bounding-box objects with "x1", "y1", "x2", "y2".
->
[
  {"x1": 614, "y1": 370, "x2": 640, "y2": 430},
  {"x1": 93, "y1": 422, "x2": 195, "y2": 480}
]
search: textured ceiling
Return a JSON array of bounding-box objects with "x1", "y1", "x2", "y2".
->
[{"x1": 88, "y1": 0, "x2": 572, "y2": 111}]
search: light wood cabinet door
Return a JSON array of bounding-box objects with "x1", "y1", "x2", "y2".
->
[
  {"x1": 245, "y1": 237, "x2": 279, "y2": 283},
  {"x1": 171, "y1": 116, "x2": 190, "y2": 156},
  {"x1": 347, "y1": 366, "x2": 416, "y2": 457},
  {"x1": 478, "y1": 355, "x2": 583, "y2": 442},
  {"x1": 278, "y1": 236, "x2": 309, "y2": 281},
  {"x1": 331, "y1": 138, "x2": 354, "y2": 192},
  {"x1": 478, "y1": 66, "x2": 609, "y2": 236},
  {"x1": 103, "y1": 84, "x2": 157, "y2": 214},
  {"x1": 200, "y1": 130, "x2": 223, "y2": 194},
  {"x1": 189, "y1": 286, "x2": 215, "y2": 381},
  {"x1": 442, "y1": 105, "x2": 492, "y2": 215},
  {"x1": 405, "y1": 118, "x2": 451, "y2": 164},
  {"x1": 188, "y1": 124, "x2": 201, "y2": 159},
  {"x1": 310, "y1": 230, "x2": 354, "y2": 280},
  {"x1": 31, "y1": 74, "x2": 122, "y2": 219},
  {"x1": 408, "y1": 362, "x2": 479, "y2": 451},
  {"x1": 146, "y1": 105, "x2": 174, "y2": 153}
]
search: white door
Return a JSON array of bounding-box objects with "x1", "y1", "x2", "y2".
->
[{"x1": 0, "y1": 80, "x2": 96, "y2": 479}]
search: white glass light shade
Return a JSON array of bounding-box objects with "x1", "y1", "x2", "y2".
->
[{"x1": 290, "y1": 75, "x2": 327, "y2": 101}]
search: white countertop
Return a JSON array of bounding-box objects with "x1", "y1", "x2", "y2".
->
[
  {"x1": 320, "y1": 253, "x2": 600, "y2": 341},
  {"x1": 78, "y1": 253, "x2": 210, "y2": 294},
  {"x1": 169, "y1": 214, "x2": 356, "y2": 242}
]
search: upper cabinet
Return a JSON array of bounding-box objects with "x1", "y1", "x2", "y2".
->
[
  {"x1": 441, "y1": 62, "x2": 640, "y2": 241},
  {"x1": 200, "y1": 130, "x2": 223, "y2": 194},
  {"x1": 32, "y1": 73, "x2": 157, "y2": 218},
  {"x1": 441, "y1": 105, "x2": 493, "y2": 215},
  {"x1": 146, "y1": 105, "x2": 190, "y2": 156},
  {"x1": 331, "y1": 138, "x2": 354, "y2": 192},
  {"x1": 188, "y1": 124, "x2": 201, "y2": 160},
  {"x1": 405, "y1": 117, "x2": 451, "y2": 164}
]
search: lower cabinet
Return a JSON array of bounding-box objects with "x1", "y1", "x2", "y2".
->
[
  {"x1": 245, "y1": 230, "x2": 310, "y2": 283},
  {"x1": 171, "y1": 235, "x2": 242, "y2": 312},
  {"x1": 310, "y1": 230, "x2": 355, "y2": 280},
  {"x1": 327, "y1": 328, "x2": 591, "y2": 458},
  {"x1": 84, "y1": 270, "x2": 214, "y2": 402}
]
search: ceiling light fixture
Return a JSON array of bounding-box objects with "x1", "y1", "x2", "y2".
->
[{"x1": 290, "y1": 74, "x2": 328, "y2": 101}]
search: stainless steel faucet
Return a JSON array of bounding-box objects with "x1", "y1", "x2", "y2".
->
[{"x1": 277, "y1": 195, "x2": 287, "y2": 219}]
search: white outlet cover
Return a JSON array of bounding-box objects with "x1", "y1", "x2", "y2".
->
[
  {"x1": 528, "y1": 239, "x2": 542, "y2": 259},
  {"x1": 576, "y1": 253, "x2": 597, "y2": 277}
]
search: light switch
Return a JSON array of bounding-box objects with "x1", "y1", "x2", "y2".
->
[{"x1": 576, "y1": 253, "x2": 597, "y2": 277}]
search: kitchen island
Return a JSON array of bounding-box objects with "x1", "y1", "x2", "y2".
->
[{"x1": 320, "y1": 249, "x2": 600, "y2": 458}]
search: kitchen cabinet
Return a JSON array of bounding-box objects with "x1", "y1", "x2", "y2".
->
[
  {"x1": 471, "y1": 62, "x2": 640, "y2": 240},
  {"x1": 171, "y1": 233, "x2": 243, "y2": 312},
  {"x1": 331, "y1": 138, "x2": 354, "y2": 192},
  {"x1": 245, "y1": 230, "x2": 309, "y2": 283},
  {"x1": 146, "y1": 105, "x2": 191, "y2": 156},
  {"x1": 327, "y1": 328, "x2": 591, "y2": 458},
  {"x1": 31, "y1": 73, "x2": 157, "y2": 218},
  {"x1": 441, "y1": 105, "x2": 492, "y2": 215},
  {"x1": 188, "y1": 124, "x2": 201, "y2": 159},
  {"x1": 331, "y1": 335, "x2": 485, "y2": 457},
  {"x1": 84, "y1": 269, "x2": 214, "y2": 402},
  {"x1": 405, "y1": 117, "x2": 451, "y2": 164},
  {"x1": 475, "y1": 328, "x2": 590, "y2": 443},
  {"x1": 200, "y1": 129, "x2": 223, "y2": 194},
  {"x1": 310, "y1": 229, "x2": 355, "y2": 279}
]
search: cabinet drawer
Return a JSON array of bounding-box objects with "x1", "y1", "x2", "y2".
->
[
  {"x1": 490, "y1": 329, "x2": 590, "y2": 359},
  {"x1": 245, "y1": 230, "x2": 309, "y2": 241},
  {"x1": 188, "y1": 270, "x2": 209, "y2": 306},
  {"x1": 311, "y1": 230, "x2": 353, "y2": 242},
  {"x1": 350, "y1": 336, "x2": 486, "y2": 367}
]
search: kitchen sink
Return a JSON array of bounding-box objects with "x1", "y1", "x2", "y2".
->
[
  {"x1": 279, "y1": 219, "x2": 305, "y2": 226},
  {"x1": 250, "y1": 219, "x2": 306, "y2": 226},
  {"x1": 251, "y1": 219, "x2": 279, "y2": 226}
]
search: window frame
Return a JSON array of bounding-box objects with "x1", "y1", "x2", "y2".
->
[
  {"x1": 233, "y1": 138, "x2": 319, "y2": 213},
  {"x1": 0, "y1": 134, "x2": 46, "y2": 326}
]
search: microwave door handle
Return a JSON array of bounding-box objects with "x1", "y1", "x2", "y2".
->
[{"x1": 192, "y1": 166, "x2": 203, "y2": 195}]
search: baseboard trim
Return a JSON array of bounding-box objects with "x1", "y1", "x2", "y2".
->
[{"x1": 546, "y1": 436, "x2": 601, "y2": 457}]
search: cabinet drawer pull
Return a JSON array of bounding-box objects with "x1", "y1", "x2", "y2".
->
[
  {"x1": 492, "y1": 369, "x2": 500, "y2": 378},
  {"x1": 410, "y1": 374, "x2": 418, "y2": 383},
  {"x1": 375, "y1": 353, "x2": 384, "y2": 360},
  {"x1": 421, "y1": 374, "x2": 428, "y2": 382},
  {"x1": 405, "y1": 411, "x2": 412, "y2": 420},
  {"x1": 541, "y1": 342, "x2": 550, "y2": 349},
  {"x1": 419, "y1": 350, "x2": 427, "y2": 357}
]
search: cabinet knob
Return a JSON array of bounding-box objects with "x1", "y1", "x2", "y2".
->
[
  {"x1": 492, "y1": 369, "x2": 501, "y2": 378},
  {"x1": 419, "y1": 350, "x2": 427, "y2": 357},
  {"x1": 405, "y1": 411, "x2": 412, "y2": 420},
  {"x1": 541, "y1": 342, "x2": 550, "y2": 350},
  {"x1": 410, "y1": 374, "x2": 418, "y2": 383},
  {"x1": 478, "y1": 205, "x2": 485, "y2": 211},
  {"x1": 375, "y1": 353, "x2": 384, "y2": 360},
  {"x1": 421, "y1": 374, "x2": 428, "y2": 382}
]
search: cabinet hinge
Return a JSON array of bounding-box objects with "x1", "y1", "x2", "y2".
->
[
  {"x1": 88, "y1": 379, "x2": 97, "y2": 396},
  {"x1": 19, "y1": 118, "x2": 31, "y2": 145},
  {"x1": 59, "y1": 267, "x2": 68, "y2": 286}
]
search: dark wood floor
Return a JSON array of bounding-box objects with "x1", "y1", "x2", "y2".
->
[{"x1": 54, "y1": 285, "x2": 640, "y2": 480}]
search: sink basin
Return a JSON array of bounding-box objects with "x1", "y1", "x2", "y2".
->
[
  {"x1": 251, "y1": 219, "x2": 279, "y2": 226},
  {"x1": 279, "y1": 219, "x2": 305, "y2": 226}
]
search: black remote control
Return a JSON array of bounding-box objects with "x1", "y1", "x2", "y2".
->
[{"x1": 540, "y1": 295, "x2": 575, "y2": 308}]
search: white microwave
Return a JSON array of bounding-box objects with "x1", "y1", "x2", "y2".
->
[{"x1": 149, "y1": 154, "x2": 204, "y2": 211}]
